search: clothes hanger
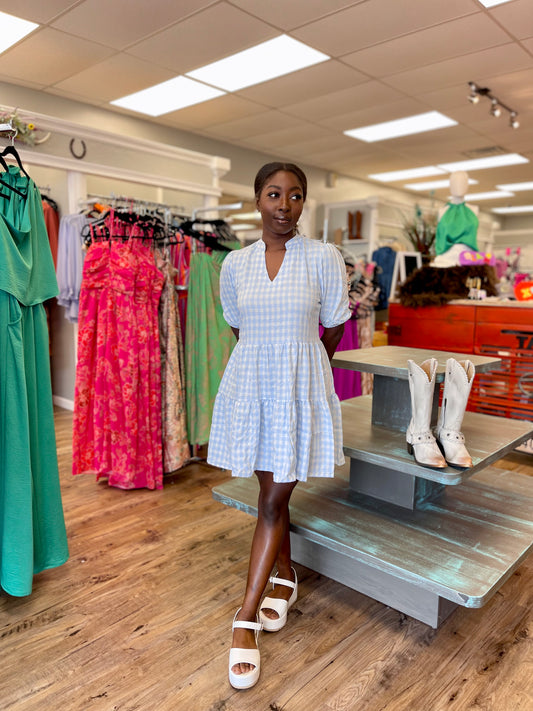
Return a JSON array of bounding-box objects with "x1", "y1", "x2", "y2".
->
[
  {"x1": 0, "y1": 150, "x2": 27, "y2": 198},
  {"x1": 1, "y1": 144, "x2": 31, "y2": 180}
]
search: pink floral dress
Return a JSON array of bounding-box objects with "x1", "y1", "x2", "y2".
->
[{"x1": 73, "y1": 236, "x2": 164, "y2": 489}]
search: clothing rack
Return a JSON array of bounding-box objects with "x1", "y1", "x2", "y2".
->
[{"x1": 79, "y1": 193, "x2": 187, "y2": 217}]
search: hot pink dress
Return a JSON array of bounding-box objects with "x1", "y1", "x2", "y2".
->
[{"x1": 73, "y1": 237, "x2": 164, "y2": 489}]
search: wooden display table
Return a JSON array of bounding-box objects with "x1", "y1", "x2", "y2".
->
[{"x1": 212, "y1": 346, "x2": 533, "y2": 627}]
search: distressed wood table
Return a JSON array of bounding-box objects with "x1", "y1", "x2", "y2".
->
[
  {"x1": 332, "y1": 346, "x2": 525, "y2": 509},
  {"x1": 212, "y1": 346, "x2": 533, "y2": 627}
]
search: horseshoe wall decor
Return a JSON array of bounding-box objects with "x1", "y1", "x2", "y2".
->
[{"x1": 69, "y1": 138, "x2": 87, "y2": 160}]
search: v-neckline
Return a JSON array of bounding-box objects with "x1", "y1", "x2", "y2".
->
[
  {"x1": 265, "y1": 250, "x2": 286, "y2": 282},
  {"x1": 261, "y1": 234, "x2": 298, "y2": 282}
]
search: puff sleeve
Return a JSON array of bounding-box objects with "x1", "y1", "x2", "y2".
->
[
  {"x1": 219, "y1": 253, "x2": 240, "y2": 328},
  {"x1": 319, "y1": 243, "x2": 351, "y2": 328}
]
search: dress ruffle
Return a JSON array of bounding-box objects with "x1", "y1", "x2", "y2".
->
[{"x1": 208, "y1": 341, "x2": 345, "y2": 482}]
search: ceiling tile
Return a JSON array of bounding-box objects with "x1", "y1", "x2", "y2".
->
[
  {"x1": 317, "y1": 97, "x2": 431, "y2": 132},
  {"x1": 52, "y1": 54, "x2": 175, "y2": 102},
  {"x1": 0, "y1": 28, "x2": 114, "y2": 85},
  {"x1": 227, "y1": 0, "x2": 363, "y2": 31},
  {"x1": 488, "y1": 0, "x2": 533, "y2": 41},
  {"x1": 0, "y1": 0, "x2": 78, "y2": 24},
  {"x1": 159, "y1": 95, "x2": 265, "y2": 130},
  {"x1": 521, "y1": 37, "x2": 533, "y2": 54},
  {"x1": 382, "y1": 43, "x2": 533, "y2": 95},
  {"x1": 342, "y1": 14, "x2": 509, "y2": 77},
  {"x1": 0, "y1": 74, "x2": 47, "y2": 92},
  {"x1": 127, "y1": 2, "x2": 276, "y2": 74},
  {"x1": 292, "y1": 0, "x2": 479, "y2": 57},
  {"x1": 202, "y1": 110, "x2": 302, "y2": 141},
  {"x1": 284, "y1": 81, "x2": 404, "y2": 122},
  {"x1": 237, "y1": 60, "x2": 369, "y2": 109},
  {"x1": 51, "y1": 0, "x2": 218, "y2": 50},
  {"x1": 235, "y1": 124, "x2": 334, "y2": 152}
]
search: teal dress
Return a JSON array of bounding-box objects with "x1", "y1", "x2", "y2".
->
[
  {"x1": 0, "y1": 166, "x2": 68, "y2": 596},
  {"x1": 435, "y1": 202, "x2": 479, "y2": 256}
]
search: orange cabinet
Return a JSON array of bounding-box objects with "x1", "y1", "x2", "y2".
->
[{"x1": 388, "y1": 301, "x2": 533, "y2": 422}]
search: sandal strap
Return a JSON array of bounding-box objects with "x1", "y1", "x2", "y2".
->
[
  {"x1": 269, "y1": 571, "x2": 297, "y2": 591},
  {"x1": 233, "y1": 619, "x2": 263, "y2": 632}
]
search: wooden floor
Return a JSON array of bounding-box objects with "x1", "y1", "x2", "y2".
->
[{"x1": 2, "y1": 408, "x2": 532, "y2": 711}]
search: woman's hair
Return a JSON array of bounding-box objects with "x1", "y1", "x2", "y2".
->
[{"x1": 254, "y1": 162, "x2": 307, "y2": 201}]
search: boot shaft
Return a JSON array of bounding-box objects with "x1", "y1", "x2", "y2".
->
[{"x1": 437, "y1": 358, "x2": 475, "y2": 432}]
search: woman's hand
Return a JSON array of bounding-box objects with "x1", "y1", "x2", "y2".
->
[{"x1": 320, "y1": 324, "x2": 345, "y2": 361}]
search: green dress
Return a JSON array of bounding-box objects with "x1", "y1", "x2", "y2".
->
[
  {"x1": 185, "y1": 249, "x2": 237, "y2": 445},
  {"x1": 0, "y1": 166, "x2": 68, "y2": 596},
  {"x1": 435, "y1": 202, "x2": 479, "y2": 256}
]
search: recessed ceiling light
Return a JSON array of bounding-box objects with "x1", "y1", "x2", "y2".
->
[
  {"x1": 478, "y1": 0, "x2": 513, "y2": 7},
  {"x1": 344, "y1": 111, "x2": 457, "y2": 142},
  {"x1": 0, "y1": 11, "x2": 38, "y2": 54},
  {"x1": 438, "y1": 154, "x2": 528, "y2": 172},
  {"x1": 496, "y1": 181, "x2": 533, "y2": 191},
  {"x1": 369, "y1": 166, "x2": 446, "y2": 182},
  {"x1": 404, "y1": 178, "x2": 478, "y2": 191},
  {"x1": 466, "y1": 191, "x2": 514, "y2": 200},
  {"x1": 110, "y1": 76, "x2": 225, "y2": 116},
  {"x1": 492, "y1": 205, "x2": 533, "y2": 214},
  {"x1": 186, "y1": 35, "x2": 329, "y2": 92}
]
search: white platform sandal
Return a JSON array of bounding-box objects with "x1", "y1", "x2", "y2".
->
[
  {"x1": 259, "y1": 567, "x2": 298, "y2": 632},
  {"x1": 228, "y1": 609, "x2": 262, "y2": 690}
]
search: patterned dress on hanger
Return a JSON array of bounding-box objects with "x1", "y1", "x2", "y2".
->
[
  {"x1": 156, "y1": 251, "x2": 189, "y2": 473},
  {"x1": 73, "y1": 235, "x2": 164, "y2": 489}
]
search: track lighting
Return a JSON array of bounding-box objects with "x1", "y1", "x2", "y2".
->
[{"x1": 467, "y1": 81, "x2": 519, "y2": 128}]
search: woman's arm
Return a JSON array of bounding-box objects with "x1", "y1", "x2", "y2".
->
[{"x1": 320, "y1": 323, "x2": 344, "y2": 362}]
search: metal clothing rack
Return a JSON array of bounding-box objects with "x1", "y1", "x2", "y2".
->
[{"x1": 79, "y1": 192, "x2": 187, "y2": 218}]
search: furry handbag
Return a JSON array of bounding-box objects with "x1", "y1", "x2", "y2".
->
[{"x1": 399, "y1": 264, "x2": 498, "y2": 307}]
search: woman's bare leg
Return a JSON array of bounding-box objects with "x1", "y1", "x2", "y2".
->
[{"x1": 231, "y1": 471, "x2": 297, "y2": 675}]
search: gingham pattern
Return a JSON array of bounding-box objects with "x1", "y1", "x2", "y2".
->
[{"x1": 207, "y1": 235, "x2": 351, "y2": 483}]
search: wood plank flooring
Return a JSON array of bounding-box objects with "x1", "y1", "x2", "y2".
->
[{"x1": 1, "y1": 407, "x2": 532, "y2": 711}]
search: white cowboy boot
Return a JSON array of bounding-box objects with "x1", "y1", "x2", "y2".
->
[
  {"x1": 436, "y1": 358, "x2": 475, "y2": 468},
  {"x1": 406, "y1": 358, "x2": 447, "y2": 468}
]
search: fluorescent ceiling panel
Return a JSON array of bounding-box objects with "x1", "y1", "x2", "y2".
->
[
  {"x1": 438, "y1": 154, "x2": 528, "y2": 172},
  {"x1": 186, "y1": 35, "x2": 329, "y2": 92},
  {"x1": 110, "y1": 76, "x2": 225, "y2": 116},
  {"x1": 0, "y1": 11, "x2": 38, "y2": 54},
  {"x1": 404, "y1": 178, "x2": 478, "y2": 191},
  {"x1": 478, "y1": 0, "x2": 513, "y2": 7},
  {"x1": 466, "y1": 191, "x2": 514, "y2": 200},
  {"x1": 493, "y1": 205, "x2": 533, "y2": 214},
  {"x1": 369, "y1": 166, "x2": 446, "y2": 182},
  {"x1": 344, "y1": 112, "x2": 457, "y2": 142},
  {"x1": 496, "y1": 181, "x2": 533, "y2": 191}
]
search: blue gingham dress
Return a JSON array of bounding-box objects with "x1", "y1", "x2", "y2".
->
[{"x1": 207, "y1": 235, "x2": 351, "y2": 483}]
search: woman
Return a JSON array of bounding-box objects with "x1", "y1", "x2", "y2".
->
[{"x1": 207, "y1": 162, "x2": 350, "y2": 689}]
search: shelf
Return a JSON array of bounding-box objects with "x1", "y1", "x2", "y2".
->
[
  {"x1": 331, "y1": 345, "x2": 500, "y2": 380},
  {"x1": 341, "y1": 396, "x2": 532, "y2": 486}
]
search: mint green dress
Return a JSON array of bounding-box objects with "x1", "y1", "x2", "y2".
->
[
  {"x1": 0, "y1": 166, "x2": 68, "y2": 596},
  {"x1": 435, "y1": 202, "x2": 479, "y2": 256}
]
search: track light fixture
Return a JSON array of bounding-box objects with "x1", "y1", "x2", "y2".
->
[{"x1": 467, "y1": 81, "x2": 519, "y2": 128}]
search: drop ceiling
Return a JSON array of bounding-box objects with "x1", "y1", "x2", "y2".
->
[{"x1": 1, "y1": 0, "x2": 532, "y2": 210}]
